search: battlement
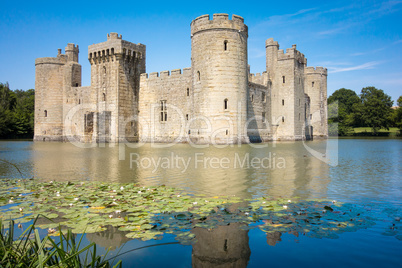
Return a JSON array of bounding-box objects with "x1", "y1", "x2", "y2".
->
[
  {"x1": 107, "y1": 33, "x2": 122, "y2": 40},
  {"x1": 65, "y1": 43, "x2": 79, "y2": 51},
  {"x1": 88, "y1": 33, "x2": 146, "y2": 65},
  {"x1": 190, "y1": 13, "x2": 247, "y2": 36},
  {"x1": 249, "y1": 71, "x2": 268, "y2": 86},
  {"x1": 65, "y1": 43, "x2": 79, "y2": 62},
  {"x1": 277, "y1": 44, "x2": 306, "y2": 62},
  {"x1": 265, "y1": 38, "x2": 279, "y2": 48},
  {"x1": 305, "y1": 66, "x2": 328, "y2": 75},
  {"x1": 35, "y1": 57, "x2": 66, "y2": 66},
  {"x1": 140, "y1": 67, "x2": 191, "y2": 81}
]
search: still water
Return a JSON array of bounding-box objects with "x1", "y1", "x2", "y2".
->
[{"x1": 1, "y1": 139, "x2": 401, "y2": 267}]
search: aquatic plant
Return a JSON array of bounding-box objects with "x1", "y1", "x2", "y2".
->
[
  {"x1": 0, "y1": 217, "x2": 122, "y2": 267},
  {"x1": 0, "y1": 178, "x2": 401, "y2": 245}
]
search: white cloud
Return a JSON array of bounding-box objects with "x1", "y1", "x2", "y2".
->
[{"x1": 328, "y1": 61, "x2": 382, "y2": 73}]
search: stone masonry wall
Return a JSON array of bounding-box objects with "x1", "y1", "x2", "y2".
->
[
  {"x1": 139, "y1": 68, "x2": 192, "y2": 143},
  {"x1": 34, "y1": 55, "x2": 67, "y2": 141},
  {"x1": 190, "y1": 14, "x2": 249, "y2": 144},
  {"x1": 304, "y1": 67, "x2": 328, "y2": 138},
  {"x1": 34, "y1": 15, "x2": 327, "y2": 144}
]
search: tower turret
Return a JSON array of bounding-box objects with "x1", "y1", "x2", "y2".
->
[
  {"x1": 190, "y1": 14, "x2": 249, "y2": 144},
  {"x1": 304, "y1": 67, "x2": 328, "y2": 138},
  {"x1": 267, "y1": 40, "x2": 307, "y2": 140},
  {"x1": 65, "y1": 43, "x2": 79, "y2": 62},
  {"x1": 88, "y1": 33, "x2": 146, "y2": 142}
]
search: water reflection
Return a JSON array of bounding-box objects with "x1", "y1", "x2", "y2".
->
[
  {"x1": 20, "y1": 141, "x2": 332, "y2": 200},
  {"x1": 86, "y1": 226, "x2": 131, "y2": 251},
  {"x1": 192, "y1": 224, "x2": 250, "y2": 268},
  {"x1": 2, "y1": 139, "x2": 401, "y2": 267}
]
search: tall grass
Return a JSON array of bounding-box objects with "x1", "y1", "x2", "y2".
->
[{"x1": 0, "y1": 218, "x2": 122, "y2": 268}]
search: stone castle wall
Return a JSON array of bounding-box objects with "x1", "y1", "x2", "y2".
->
[
  {"x1": 190, "y1": 14, "x2": 249, "y2": 144},
  {"x1": 34, "y1": 14, "x2": 328, "y2": 144},
  {"x1": 304, "y1": 67, "x2": 328, "y2": 138},
  {"x1": 138, "y1": 68, "x2": 192, "y2": 143}
]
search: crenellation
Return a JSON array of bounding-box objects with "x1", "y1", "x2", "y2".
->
[
  {"x1": 232, "y1": 14, "x2": 244, "y2": 23},
  {"x1": 191, "y1": 13, "x2": 248, "y2": 37},
  {"x1": 149, "y1": 72, "x2": 159, "y2": 78},
  {"x1": 35, "y1": 13, "x2": 327, "y2": 143},
  {"x1": 107, "y1": 33, "x2": 122, "y2": 40},
  {"x1": 213, "y1": 13, "x2": 229, "y2": 21},
  {"x1": 160, "y1": 70, "x2": 170, "y2": 77},
  {"x1": 171, "y1": 69, "x2": 181, "y2": 75},
  {"x1": 305, "y1": 66, "x2": 328, "y2": 75}
]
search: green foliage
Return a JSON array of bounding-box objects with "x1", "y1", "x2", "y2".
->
[
  {"x1": 327, "y1": 88, "x2": 360, "y2": 114},
  {"x1": 327, "y1": 87, "x2": 396, "y2": 135},
  {"x1": 327, "y1": 88, "x2": 360, "y2": 136},
  {"x1": 0, "y1": 83, "x2": 34, "y2": 139},
  {"x1": 395, "y1": 95, "x2": 402, "y2": 134},
  {"x1": 360, "y1": 86, "x2": 393, "y2": 134},
  {"x1": 0, "y1": 217, "x2": 122, "y2": 267}
]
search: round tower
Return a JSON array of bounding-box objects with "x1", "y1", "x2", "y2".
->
[
  {"x1": 304, "y1": 67, "x2": 328, "y2": 138},
  {"x1": 190, "y1": 14, "x2": 249, "y2": 144},
  {"x1": 34, "y1": 52, "x2": 67, "y2": 141}
]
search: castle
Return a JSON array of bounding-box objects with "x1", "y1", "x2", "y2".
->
[{"x1": 34, "y1": 14, "x2": 328, "y2": 144}]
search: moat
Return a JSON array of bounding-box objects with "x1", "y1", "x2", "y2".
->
[{"x1": 1, "y1": 138, "x2": 401, "y2": 267}]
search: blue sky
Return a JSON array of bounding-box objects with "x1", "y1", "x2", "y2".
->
[{"x1": 0, "y1": 0, "x2": 401, "y2": 102}]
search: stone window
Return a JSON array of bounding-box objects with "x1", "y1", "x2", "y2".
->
[
  {"x1": 251, "y1": 95, "x2": 254, "y2": 102},
  {"x1": 224, "y1": 99, "x2": 228, "y2": 110},
  {"x1": 197, "y1": 71, "x2": 201, "y2": 82},
  {"x1": 79, "y1": 99, "x2": 81, "y2": 104},
  {"x1": 282, "y1": 116, "x2": 285, "y2": 123},
  {"x1": 262, "y1": 112, "x2": 266, "y2": 122},
  {"x1": 102, "y1": 93, "x2": 106, "y2": 102},
  {"x1": 224, "y1": 40, "x2": 228, "y2": 51},
  {"x1": 262, "y1": 92, "x2": 266, "y2": 102},
  {"x1": 160, "y1": 100, "x2": 167, "y2": 122},
  {"x1": 226, "y1": 129, "x2": 228, "y2": 135},
  {"x1": 187, "y1": 88, "x2": 190, "y2": 96},
  {"x1": 310, "y1": 114, "x2": 312, "y2": 120},
  {"x1": 44, "y1": 110, "x2": 47, "y2": 117},
  {"x1": 75, "y1": 83, "x2": 78, "y2": 87},
  {"x1": 282, "y1": 99, "x2": 284, "y2": 106},
  {"x1": 312, "y1": 81, "x2": 315, "y2": 87},
  {"x1": 188, "y1": 130, "x2": 191, "y2": 134},
  {"x1": 282, "y1": 76, "x2": 285, "y2": 83},
  {"x1": 111, "y1": 48, "x2": 114, "y2": 55},
  {"x1": 186, "y1": 114, "x2": 189, "y2": 120}
]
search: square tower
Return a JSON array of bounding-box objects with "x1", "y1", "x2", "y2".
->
[{"x1": 88, "y1": 33, "x2": 146, "y2": 142}]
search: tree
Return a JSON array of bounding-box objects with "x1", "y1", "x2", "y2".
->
[
  {"x1": 396, "y1": 95, "x2": 402, "y2": 134},
  {"x1": 0, "y1": 83, "x2": 35, "y2": 139},
  {"x1": 327, "y1": 88, "x2": 360, "y2": 135},
  {"x1": 0, "y1": 83, "x2": 15, "y2": 137},
  {"x1": 360, "y1": 86, "x2": 393, "y2": 134},
  {"x1": 328, "y1": 88, "x2": 360, "y2": 114}
]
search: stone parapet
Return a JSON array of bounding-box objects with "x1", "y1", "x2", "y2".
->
[{"x1": 191, "y1": 14, "x2": 248, "y2": 37}]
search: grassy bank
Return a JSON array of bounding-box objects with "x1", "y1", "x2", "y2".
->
[{"x1": 352, "y1": 127, "x2": 400, "y2": 137}]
